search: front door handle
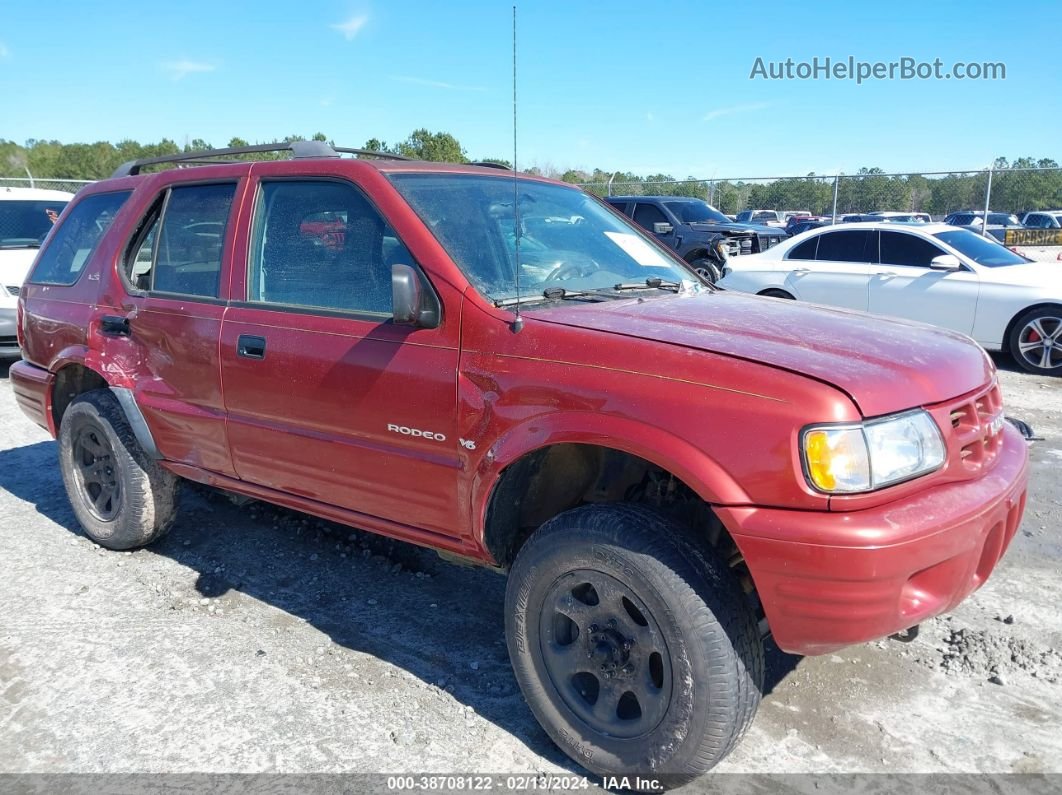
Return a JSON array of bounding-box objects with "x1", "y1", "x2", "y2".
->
[
  {"x1": 791, "y1": 267, "x2": 810, "y2": 274},
  {"x1": 237, "y1": 334, "x2": 266, "y2": 360},
  {"x1": 874, "y1": 271, "x2": 897, "y2": 278},
  {"x1": 100, "y1": 315, "x2": 131, "y2": 336}
]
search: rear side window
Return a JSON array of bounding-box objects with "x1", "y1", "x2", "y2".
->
[
  {"x1": 815, "y1": 230, "x2": 874, "y2": 262},
  {"x1": 29, "y1": 191, "x2": 130, "y2": 285},
  {"x1": 125, "y1": 183, "x2": 236, "y2": 298},
  {"x1": 788, "y1": 236, "x2": 819, "y2": 259},
  {"x1": 249, "y1": 180, "x2": 412, "y2": 315}
]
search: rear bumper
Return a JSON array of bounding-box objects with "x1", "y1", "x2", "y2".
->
[
  {"x1": 718, "y1": 423, "x2": 1029, "y2": 656},
  {"x1": 9, "y1": 360, "x2": 56, "y2": 436}
]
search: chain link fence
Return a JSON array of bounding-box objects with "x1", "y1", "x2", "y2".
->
[
  {"x1": 580, "y1": 167, "x2": 1062, "y2": 224},
  {"x1": 0, "y1": 177, "x2": 94, "y2": 195}
]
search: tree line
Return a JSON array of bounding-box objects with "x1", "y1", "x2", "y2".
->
[{"x1": 3, "y1": 132, "x2": 1059, "y2": 215}]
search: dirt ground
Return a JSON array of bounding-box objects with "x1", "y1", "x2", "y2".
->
[{"x1": 1, "y1": 354, "x2": 1060, "y2": 790}]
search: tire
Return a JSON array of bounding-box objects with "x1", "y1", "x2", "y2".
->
[
  {"x1": 758, "y1": 289, "x2": 794, "y2": 300},
  {"x1": 689, "y1": 258, "x2": 722, "y2": 285},
  {"x1": 1008, "y1": 306, "x2": 1062, "y2": 375},
  {"x1": 505, "y1": 504, "x2": 763, "y2": 788},
  {"x1": 58, "y1": 390, "x2": 179, "y2": 550}
]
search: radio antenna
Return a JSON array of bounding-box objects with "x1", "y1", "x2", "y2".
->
[{"x1": 510, "y1": 4, "x2": 524, "y2": 333}]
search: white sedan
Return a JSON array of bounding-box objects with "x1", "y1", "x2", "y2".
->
[{"x1": 717, "y1": 222, "x2": 1062, "y2": 375}]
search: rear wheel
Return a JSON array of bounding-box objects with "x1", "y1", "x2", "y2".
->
[
  {"x1": 505, "y1": 504, "x2": 763, "y2": 788},
  {"x1": 758, "y1": 288, "x2": 794, "y2": 300},
  {"x1": 58, "y1": 391, "x2": 179, "y2": 549},
  {"x1": 1008, "y1": 306, "x2": 1062, "y2": 375}
]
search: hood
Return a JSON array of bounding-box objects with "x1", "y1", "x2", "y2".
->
[
  {"x1": 0, "y1": 248, "x2": 38, "y2": 290},
  {"x1": 688, "y1": 221, "x2": 785, "y2": 237},
  {"x1": 978, "y1": 260, "x2": 1062, "y2": 288},
  {"x1": 531, "y1": 291, "x2": 992, "y2": 417}
]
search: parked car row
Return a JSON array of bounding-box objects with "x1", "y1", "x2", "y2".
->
[{"x1": 717, "y1": 221, "x2": 1062, "y2": 374}]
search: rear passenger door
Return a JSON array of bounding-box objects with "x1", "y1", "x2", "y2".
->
[
  {"x1": 781, "y1": 229, "x2": 875, "y2": 310},
  {"x1": 113, "y1": 178, "x2": 244, "y2": 477},
  {"x1": 219, "y1": 176, "x2": 462, "y2": 537}
]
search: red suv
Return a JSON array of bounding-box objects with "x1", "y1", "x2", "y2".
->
[{"x1": 11, "y1": 142, "x2": 1028, "y2": 786}]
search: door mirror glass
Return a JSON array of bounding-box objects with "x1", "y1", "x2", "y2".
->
[
  {"x1": 930, "y1": 254, "x2": 963, "y2": 271},
  {"x1": 652, "y1": 222, "x2": 673, "y2": 235}
]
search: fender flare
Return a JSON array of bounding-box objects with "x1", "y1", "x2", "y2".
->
[
  {"x1": 109, "y1": 387, "x2": 163, "y2": 460},
  {"x1": 469, "y1": 411, "x2": 750, "y2": 548}
]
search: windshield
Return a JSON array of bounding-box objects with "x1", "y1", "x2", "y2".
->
[
  {"x1": 0, "y1": 200, "x2": 68, "y2": 247},
  {"x1": 663, "y1": 200, "x2": 730, "y2": 224},
  {"x1": 389, "y1": 174, "x2": 698, "y2": 303},
  {"x1": 934, "y1": 229, "x2": 1032, "y2": 267}
]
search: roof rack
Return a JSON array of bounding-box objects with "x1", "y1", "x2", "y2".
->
[
  {"x1": 111, "y1": 140, "x2": 410, "y2": 178},
  {"x1": 468, "y1": 161, "x2": 513, "y2": 170}
]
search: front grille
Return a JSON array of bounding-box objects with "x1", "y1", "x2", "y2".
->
[
  {"x1": 5, "y1": 285, "x2": 18, "y2": 297},
  {"x1": 757, "y1": 234, "x2": 781, "y2": 252},
  {"x1": 945, "y1": 382, "x2": 1004, "y2": 475}
]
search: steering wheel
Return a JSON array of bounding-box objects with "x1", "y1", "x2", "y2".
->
[{"x1": 544, "y1": 258, "x2": 601, "y2": 282}]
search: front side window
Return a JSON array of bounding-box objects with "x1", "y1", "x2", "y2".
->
[
  {"x1": 124, "y1": 183, "x2": 235, "y2": 298},
  {"x1": 633, "y1": 203, "x2": 668, "y2": 229},
  {"x1": 249, "y1": 180, "x2": 410, "y2": 315},
  {"x1": 879, "y1": 231, "x2": 946, "y2": 268},
  {"x1": 389, "y1": 174, "x2": 698, "y2": 303},
  {"x1": 30, "y1": 191, "x2": 130, "y2": 285}
]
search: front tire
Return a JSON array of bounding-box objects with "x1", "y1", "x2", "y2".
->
[
  {"x1": 1008, "y1": 306, "x2": 1062, "y2": 375},
  {"x1": 690, "y1": 258, "x2": 722, "y2": 285},
  {"x1": 505, "y1": 504, "x2": 763, "y2": 787},
  {"x1": 58, "y1": 390, "x2": 180, "y2": 549}
]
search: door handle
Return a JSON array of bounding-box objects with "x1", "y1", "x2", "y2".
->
[
  {"x1": 874, "y1": 271, "x2": 897, "y2": 278},
  {"x1": 237, "y1": 334, "x2": 267, "y2": 360},
  {"x1": 100, "y1": 315, "x2": 131, "y2": 336},
  {"x1": 791, "y1": 267, "x2": 810, "y2": 274}
]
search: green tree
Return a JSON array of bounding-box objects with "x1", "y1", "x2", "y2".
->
[{"x1": 395, "y1": 129, "x2": 466, "y2": 163}]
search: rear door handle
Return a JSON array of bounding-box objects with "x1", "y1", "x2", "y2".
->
[
  {"x1": 874, "y1": 271, "x2": 897, "y2": 278},
  {"x1": 100, "y1": 315, "x2": 131, "y2": 336},
  {"x1": 791, "y1": 267, "x2": 810, "y2": 274},
  {"x1": 237, "y1": 334, "x2": 266, "y2": 360}
]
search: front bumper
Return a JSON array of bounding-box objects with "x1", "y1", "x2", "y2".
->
[
  {"x1": 718, "y1": 423, "x2": 1029, "y2": 656},
  {"x1": 0, "y1": 306, "x2": 19, "y2": 358}
]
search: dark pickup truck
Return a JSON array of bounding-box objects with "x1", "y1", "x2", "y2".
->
[{"x1": 606, "y1": 196, "x2": 787, "y2": 282}]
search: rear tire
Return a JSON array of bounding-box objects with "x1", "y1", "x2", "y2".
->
[
  {"x1": 58, "y1": 390, "x2": 179, "y2": 550},
  {"x1": 1008, "y1": 306, "x2": 1062, "y2": 375},
  {"x1": 505, "y1": 504, "x2": 763, "y2": 788}
]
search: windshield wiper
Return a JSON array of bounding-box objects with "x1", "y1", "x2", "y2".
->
[
  {"x1": 494, "y1": 287, "x2": 605, "y2": 308},
  {"x1": 611, "y1": 277, "x2": 683, "y2": 293}
]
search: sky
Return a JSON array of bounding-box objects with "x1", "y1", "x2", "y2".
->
[{"x1": 1, "y1": 0, "x2": 1060, "y2": 179}]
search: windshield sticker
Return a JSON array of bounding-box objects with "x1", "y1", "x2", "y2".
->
[{"x1": 603, "y1": 231, "x2": 671, "y2": 267}]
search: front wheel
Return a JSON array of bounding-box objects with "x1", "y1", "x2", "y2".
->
[
  {"x1": 690, "y1": 258, "x2": 722, "y2": 285},
  {"x1": 505, "y1": 504, "x2": 763, "y2": 787},
  {"x1": 58, "y1": 390, "x2": 180, "y2": 549},
  {"x1": 1008, "y1": 306, "x2": 1062, "y2": 375}
]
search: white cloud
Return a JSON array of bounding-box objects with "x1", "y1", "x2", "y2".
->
[
  {"x1": 702, "y1": 102, "x2": 770, "y2": 122},
  {"x1": 162, "y1": 59, "x2": 216, "y2": 81},
  {"x1": 646, "y1": 111, "x2": 655, "y2": 124},
  {"x1": 0, "y1": 42, "x2": 10, "y2": 60},
  {"x1": 388, "y1": 74, "x2": 486, "y2": 92},
  {"x1": 332, "y1": 13, "x2": 369, "y2": 40}
]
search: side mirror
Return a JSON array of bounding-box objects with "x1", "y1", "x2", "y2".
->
[
  {"x1": 652, "y1": 222, "x2": 673, "y2": 235},
  {"x1": 929, "y1": 254, "x2": 963, "y2": 271},
  {"x1": 391, "y1": 262, "x2": 443, "y2": 328}
]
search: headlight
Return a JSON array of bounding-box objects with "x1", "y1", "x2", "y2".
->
[
  {"x1": 801, "y1": 409, "x2": 945, "y2": 494},
  {"x1": 714, "y1": 239, "x2": 730, "y2": 261}
]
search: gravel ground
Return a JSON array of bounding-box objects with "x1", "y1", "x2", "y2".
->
[{"x1": 1, "y1": 354, "x2": 1060, "y2": 789}]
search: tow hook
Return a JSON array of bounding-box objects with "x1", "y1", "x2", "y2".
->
[{"x1": 890, "y1": 625, "x2": 920, "y2": 643}]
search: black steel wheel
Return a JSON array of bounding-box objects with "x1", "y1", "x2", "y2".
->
[
  {"x1": 58, "y1": 390, "x2": 179, "y2": 549},
  {"x1": 506, "y1": 504, "x2": 763, "y2": 787}
]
